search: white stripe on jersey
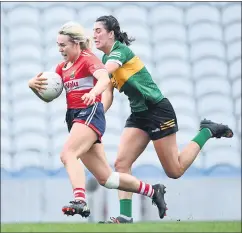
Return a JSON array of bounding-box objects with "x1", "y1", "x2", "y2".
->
[
  {"x1": 109, "y1": 52, "x2": 121, "y2": 58},
  {"x1": 107, "y1": 59, "x2": 122, "y2": 66},
  {"x1": 64, "y1": 76, "x2": 94, "y2": 93}
]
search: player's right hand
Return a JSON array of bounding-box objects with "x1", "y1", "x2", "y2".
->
[{"x1": 28, "y1": 72, "x2": 48, "y2": 92}]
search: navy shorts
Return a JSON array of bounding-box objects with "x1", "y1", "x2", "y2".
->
[
  {"x1": 65, "y1": 102, "x2": 106, "y2": 143},
  {"x1": 125, "y1": 98, "x2": 179, "y2": 140}
]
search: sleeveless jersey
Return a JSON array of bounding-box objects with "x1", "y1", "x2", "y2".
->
[
  {"x1": 102, "y1": 41, "x2": 164, "y2": 112},
  {"x1": 56, "y1": 49, "x2": 106, "y2": 109}
]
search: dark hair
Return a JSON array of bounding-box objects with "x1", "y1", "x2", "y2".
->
[{"x1": 96, "y1": 15, "x2": 135, "y2": 46}]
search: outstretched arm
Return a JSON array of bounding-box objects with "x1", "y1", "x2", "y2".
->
[
  {"x1": 82, "y1": 61, "x2": 120, "y2": 106},
  {"x1": 102, "y1": 82, "x2": 114, "y2": 113},
  {"x1": 82, "y1": 69, "x2": 110, "y2": 106}
]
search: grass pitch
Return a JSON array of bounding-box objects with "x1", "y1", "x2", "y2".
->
[{"x1": 1, "y1": 221, "x2": 241, "y2": 232}]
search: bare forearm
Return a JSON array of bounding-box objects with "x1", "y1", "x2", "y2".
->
[
  {"x1": 102, "y1": 92, "x2": 113, "y2": 113},
  {"x1": 90, "y1": 76, "x2": 110, "y2": 97}
]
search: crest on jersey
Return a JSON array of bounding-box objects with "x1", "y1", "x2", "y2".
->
[{"x1": 70, "y1": 70, "x2": 75, "y2": 79}]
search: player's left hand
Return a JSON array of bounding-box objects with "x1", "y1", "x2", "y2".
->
[{"x1": 82, "y1": 92, "x2": 96, "y2": 106}]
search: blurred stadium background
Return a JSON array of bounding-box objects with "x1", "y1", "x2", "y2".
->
[{"x1": 1, "y1": 1, "x2": 241, "y2": 224}]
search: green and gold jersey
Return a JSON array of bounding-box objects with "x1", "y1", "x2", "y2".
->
[{"x1": 102, "y1": 41, "x2": 164, "y2": 112}]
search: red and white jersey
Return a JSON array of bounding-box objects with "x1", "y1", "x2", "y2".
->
[{"x1": 56, "y1": 49, "x2": 106, "y2": 109}]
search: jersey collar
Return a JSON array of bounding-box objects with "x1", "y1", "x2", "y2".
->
[{"x1": 109, "y1": 41, "x2": 118, "y2": 55}]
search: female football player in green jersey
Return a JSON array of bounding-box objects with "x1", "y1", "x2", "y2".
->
[{"x1": 93, "y1": 15, "x2": 233, "y2": 223}]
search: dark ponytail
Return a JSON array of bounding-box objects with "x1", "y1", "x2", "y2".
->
[{"x1": 96, "y1": 15, "x2": 135, "y2": 46}]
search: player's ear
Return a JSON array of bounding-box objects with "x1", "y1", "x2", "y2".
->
[{"x1": 109, "y1": 30, "x2": 114, "y2": 39}]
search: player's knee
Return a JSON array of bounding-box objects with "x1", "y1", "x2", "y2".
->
[
  {"x1": 165, "y1": 170, "x2": 183, "y2": 179},
  {"x1": 60, "y1": 147, "x2": 73, "y2": 165},
  {"x1": 101, "y1": 172, "x2": 120, "y2": 189},
  {"x1": 114, "y1": 158, "x2": 131, "y2": 172},
  {"x1": 60, "y1": 151, "x2": 68, "y2": 165}
]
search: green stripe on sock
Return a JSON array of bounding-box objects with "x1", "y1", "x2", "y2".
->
[
  {"x1": 192, "y1": 128, "x2": 212, "y2": 149},
  {"x1": 120, "y1": 199, "x2": 132, "y2": 218}
]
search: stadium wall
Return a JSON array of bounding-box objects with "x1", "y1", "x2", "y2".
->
[{"x1": 1, "y1": 175, "x2": 241, "y2": 223}]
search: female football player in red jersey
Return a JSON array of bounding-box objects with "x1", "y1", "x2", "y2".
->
[
  {"x1": 93, "y1": 15, "x2": 234, "y2": 223},
  {"x1": 28, "y1": 21, "x2": 167, "y2": 220}
]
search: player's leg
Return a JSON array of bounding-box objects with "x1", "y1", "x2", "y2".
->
[
  {"x1": 81, "y1": 143, "x2": 167, "y2": 220},
  {"x1": 150, "y1": 98, "x2": 233, "y2": 178},
  {"x1": 61, "y1": 104, "x2": 105, "y2": 217},
  {"x1": 113, "y1": 127, "x2": 150, "y2": 222},
  {"x1": 61, "y1": 122, "x2": 98, "y2": 217},
  {"x1": 154, "y1": 120, "x2": 233, "y2": 178}
]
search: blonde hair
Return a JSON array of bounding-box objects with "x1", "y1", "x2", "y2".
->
[{"x1": 58, "y1": 21, "x2": 92, "y2": 50}]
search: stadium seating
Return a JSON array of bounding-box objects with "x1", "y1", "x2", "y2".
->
[
  {"x1": 12, "y1": 98, "x2": 48, "y2": 116},
  {"x1": 229, "y1": 59, "x2": 241, "y2": 81},
  {"x1": 9, "y1": 26, "x2": 42, "y2": 45},
  {"x1": 168, "y1": 94, "x2": 197, "y2": 114},
  {"x1": 232, "y1": 78, "x2": 241, "y2": 99},
  {"x1": 114, "y1": 4, "x2": 148, "y2": 25},
  {"x1": 129, "y1": 43, "x2": 152, "y2": 62},
  {"x1": 188, "y1": 22, "x2": 223, "y2": 42},
  {"x1": 7, "y1": 5, "x2": 40, "y2": 27},
  {"x1": 1, "y1": 23, "x2": 7, "y2": 47},
  {"x1": 14, "y1": 132, "x2": 49, "y2": 155},
  {"x1": 154, "y1": 42, "x2": 188, "y2": 61},
  {"x1": 224, "y1": 22, "x2": 241, "y2": 43},
  {"x1": 78, "y1": 5, "x2": 112, "y2": 28},
  {"x1": 44, "y1": 26, "x2": 63, "y2": 47},
  {"x1": 1, "y1": 2, "x2": 241, "y2": 174},
  {"x1": 12, "y1": 150, "x2": 47, "y2": 171},
  {"x1": 195, "y1": 77, "x2": 230, "y2": 97},
  {"x1": 156, "y1": 60, "x2": 191, "y2": 79},
  {"x1": 42, "y1": 6, "x2": 76, "y2": 28},
  {"x1": 193, "y1": 59, "x2": 227, "y2": 78},
  {"x1": 227, "y1": 40, "x2": 241, "y2": 62},
  {"x1": 9, "y1": 61, "x2": 42, "y2": 83},
  {"x1": 197, "y1": 94, "x2": 234, "y2": 116},
  {"x1": 185, "y1": 3, "x2": 220, "y2": 25},
  {"x1": 11, "y1": 113, "x2": 48, "y2": 136},
  {"x1": 11, "y1": 81, "x2": 36, "y2": 100},
  {"x1": 150, "y1": 4, "x2": 184, "y2": 25},
  {"x1": 122, "y1": 24, "x2": 150, "y2": 44},
  {"x1": 204, "y1": 147, "x2": 240, "y2": 168},
  {"x1": 222, "y1": 3, "x2": 241, "y2": 25},
  {"x1": 52, "y1": 132, "x2": 68, "y2": 155},
  {"x1": 152, "y1": 23, "x2": 186, "y2": 43},
  {"x1": 176, "y1": 130, "x2": 199, "y2": 148},
  {"x1": 235, "y1": 97, "x2": 241, "y2": 117},
  {"x1": 9, "y1": 44, "x2": 42, "y2": 63},
  {"x1": 160, "y1": 77, "x2": 193, "y2": 97},
  {"x1": 238, "y1": 118, "x2": 241, "y2": 135},
  {"x1": 44, "y1": 44, "x2": 62, "y2": 67},
  {"x1": 175, "y1": 112, "x2": 199, "y2": 131},
  {"x1": 190, "y1": 40, "x2": 225, "y2": 61}
]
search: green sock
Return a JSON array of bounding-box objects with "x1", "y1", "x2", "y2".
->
[
  {"x1": 120, "y1": 199, "x2": 132, "y2": 218},
  {"x1": 192, "y1": 128, "x2": 212, "y2": 149}
]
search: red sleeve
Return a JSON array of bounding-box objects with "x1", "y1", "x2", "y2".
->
[
  {"x1": 55, "y1": 63, "x2": 64, "y2": 78},
  {"x1": 85, "y1": 55, "x2": 106, "y2": 76}
]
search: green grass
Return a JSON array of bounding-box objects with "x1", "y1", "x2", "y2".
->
[{"x1": 1, "y1": 221, "x2": 241, "y2": 232}]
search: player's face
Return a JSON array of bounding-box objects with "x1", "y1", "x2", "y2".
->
[
  {"x1": 93, "y1": 22, "x2": 112, "y2": 50},
  {"x1": 57, "y1": 34, "x2": 79, "y2": 62}
]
